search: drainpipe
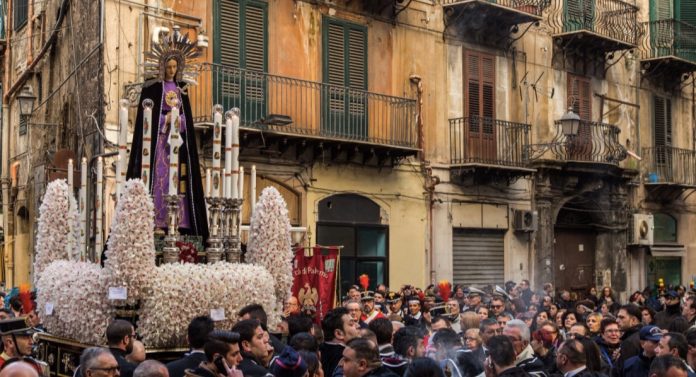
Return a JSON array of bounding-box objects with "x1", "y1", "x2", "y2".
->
[
  {"x1": 27, "y1": 0, "x2": 33, "y2": 64},
  {"x1": 2, "y1": 0, "x2": 14, "y2": 286},
  {"x1": 424, "y1": 167, "x2": 440, "y2": 283}
]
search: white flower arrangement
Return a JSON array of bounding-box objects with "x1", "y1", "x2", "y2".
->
[
  {"x1": 246, "y1": 186, "x2": 293, "y2": 325},
  {"x1": 35, "y1": 179, "x2": 288, "y2": 348},
  {"x1": 34, "y1": 180, "x2": 79, "y2": 284},
  {"x1": 137, "y1": 262, "x2": 277, "y2": 348},
  {"x1": 36, "y1": 260, "x2": 112, "y2": 345},
  {"x1": 104, "y1": 180, "x2": 156, "y2": 306}
]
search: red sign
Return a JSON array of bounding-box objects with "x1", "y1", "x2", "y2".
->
[{"x1": 291, "y1": 246, "x2": 339, "y2": 321}]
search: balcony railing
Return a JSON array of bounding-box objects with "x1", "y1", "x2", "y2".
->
[
  {"x1": 550, "y1": 0, "x2": 640, "y2": 47},
  {"x1": 449, "y1": 116, "x2": 530, "y2": 168},
  {"x1": 642, "y1": 146, "x2": 696, "y2": 187},
  {"x1": 187, "y1": 63, "x2": 417, "y2": 149},
  {"x1": 640, "y1": 19, "x2": 696, "y2": 63},
  {"x1": 547, "y1": 120, "x2": 626, "y2": 164},
  {"x1": 442, "y1": 0, "x2": 547, "y2": 17}
]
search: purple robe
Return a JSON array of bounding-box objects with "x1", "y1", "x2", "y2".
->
[{"x1": 152, "y1": 80, "x2": 191, "y2": 229}]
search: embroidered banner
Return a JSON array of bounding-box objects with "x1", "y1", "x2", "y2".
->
[{"x1": 291, "y1": 246, "x2": 339, "y2": 322}]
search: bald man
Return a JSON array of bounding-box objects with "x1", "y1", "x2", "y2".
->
[{"x1": 0, "y1": 361, "x2": 39, "y2": 377}]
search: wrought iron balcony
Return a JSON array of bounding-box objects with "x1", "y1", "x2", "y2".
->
[
  {"x1": 449, "y1": 116, "x2": 531, "y2": 173},
  {"x1": 642, "y1": 146, "x2": 696, "y2": 188},
  {"x1": 640, "y1": 19, "x2": 696, "y2": 81},
  {"x1": 442, "y1": 0, "x2": 548, "y2": 46},
  {"x1": 530, "y1": 120, "x2": 626, "y2": 165},
  {"x1": 549, "y1": 0, "x2": 640, "y2": 52}
]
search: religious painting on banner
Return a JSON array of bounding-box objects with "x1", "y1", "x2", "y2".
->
[{"x1": 291, "y1": 246, "x2": 339, "y2": 322}]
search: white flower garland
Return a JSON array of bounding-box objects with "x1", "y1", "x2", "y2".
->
[
  {"x1": 34, "y1": 180, "x2": 78, "y2": 283},
  {"x1": 246, "y1": 186, "x2": 293, "y2": 325},
  {"x1": 138, "y1": 262, "x2": 277, "y2": 348},
  {"x1": 104, "y1": 180, "x2": 156, "y2": 306},
  {"x1": 36, "y1": 261, "x2": 112, "y2": 345}
]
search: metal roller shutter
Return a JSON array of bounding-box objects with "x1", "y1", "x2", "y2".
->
[{"x1": 452, "y1": 229, "x2": 505, "y2": 287}]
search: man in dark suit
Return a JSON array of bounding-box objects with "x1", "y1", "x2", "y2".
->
[
  {"x1": 106, "y1": 319, "x2": 138, "y2": 377},
  {"x1": 167, "y1": 316, "x2": 214, "y2": 377}
]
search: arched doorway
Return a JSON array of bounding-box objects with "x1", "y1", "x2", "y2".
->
[{"x1": 316, "y1": 194, "x2": 388, "y2": 295}]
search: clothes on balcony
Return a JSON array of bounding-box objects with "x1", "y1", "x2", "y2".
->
[{"x1": 127, "y1": 80, "x2": 209, "y2": 243}]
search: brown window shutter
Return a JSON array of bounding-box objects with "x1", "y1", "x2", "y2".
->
[
  {"x1": 567, "y1": 74, "x2": 592, "y2": 121},
  {"x1": 464, "y1": 50, "x2": 496, "y2": 119}
]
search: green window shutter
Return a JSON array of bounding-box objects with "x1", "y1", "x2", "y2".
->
[
  {"x1": 676, "y1": 0, "x2": 696, "y2": 25},
  {"x1": 654, "y1": 96, "x2": 672, "y2": 148},
  {"x1": 650, "y1": 0, "x2": 673, "y2": 21},
  {"x1": 323, "y1": 18, "x2": 367, "y2": 90},
  {"x1": 217, "y1": 0, "x2": 267, "y2": 71},
  {"x1": 215, "y1": 0, "x2": 267, "y2": 120},
  {"x1": 219, "y1": 0, "x2": 240, "y2": 67},
  {"x1": 322, "y1": 17, "x2": 367, "y2": 138}
]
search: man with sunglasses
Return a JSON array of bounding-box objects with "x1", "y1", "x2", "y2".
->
[{"x1": 107, "y1": 320, "x2": 138, "y2": 377}]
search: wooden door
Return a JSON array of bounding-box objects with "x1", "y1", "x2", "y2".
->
[
  {"x1": 554, "y1": 230, "x2": 596, "y2": 295},
  {"x1": 464, "y1": 51, "x2": 496, "y2": 162}
]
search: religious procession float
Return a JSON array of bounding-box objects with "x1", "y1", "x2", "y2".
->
[{"x1": 29, "y1": 30, "x2": 325, "y2": 376}]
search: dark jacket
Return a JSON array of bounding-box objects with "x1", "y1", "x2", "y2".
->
[
  {"x1": 655, "y1": 304, "x2": 681, "y2": 330},
  {"x1": 167, "y1": 351, "x2": 208, "y2": 377},
  {"x1": 363, "y1": 365, "x2": 400, "y2": 377},
  {"x1": 618, "y1": 326, "x2": 642, "y2": 364},
  {"x1": 382, "y1": 355, "x2": 409, "y2": 377},
  {"x1": 594, "y1": 336, "x2": 620, "y2": 372},
  {"x1": 498, "y1": 366, "x2": 532, "y2": 377},
  {"x1": 536, "y1": 348, "x2": 559, "y2": 375},
  {"x1": 621, "y1": 353, "x2": 653, "y2": 377},
  {"x1": 184, "y1": 364, "x2": 218, "y2": 377},
  {"x1": 320, "y1": 342, "x2": 345, "y2": 377},
  {"x1": 238, "y1": 351, "x2": 272, "y2": 377},
  {"x1": 516, "y1": 346, "x2": 548, "y2": 377},
  {"x1": 109, "y1": 348, "x2": 137, "y2": 377}
]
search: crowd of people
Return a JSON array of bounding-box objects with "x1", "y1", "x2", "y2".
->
[{"x1": 0, "y1": 280, "x2": 695, "y2": 377}]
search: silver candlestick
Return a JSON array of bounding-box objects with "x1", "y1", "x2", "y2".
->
[
  {"x1": 224, "y1": 198, "x2": 243, "y2": 263},
  {"x1": 162, "y1": 195, "x2": 182, "y2": 264},
  {"x1": 205, "y1": 197, "x2": 224, "y2": 263}
]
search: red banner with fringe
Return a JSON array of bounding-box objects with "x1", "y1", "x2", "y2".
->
[{"x1": 291, "y1": 246, "x2": 339, "y2": 322}]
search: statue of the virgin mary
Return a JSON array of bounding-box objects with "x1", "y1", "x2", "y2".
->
[{"x1": 126, "y1": 31, "x2": 208, "y2": 243}]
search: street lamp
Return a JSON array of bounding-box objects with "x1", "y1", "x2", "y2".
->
[
  {"x1": 558, "y1": 107, "x2": 581, "y2": 137},
  {"x1": 17, "y1": 85, "x2": 36, "y2": 116}
]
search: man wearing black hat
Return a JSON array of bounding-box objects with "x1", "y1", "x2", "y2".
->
[
  {"x1": 385, "y1": 292, "x2": 403, "y2": 320},
  {"x1": 463, "y1": 289, "x2": 485, "y2": 313},
  {"x1": 656, "y1": 291, "x2": 682, "y2": 330},
  {"x1": 185, "y1": 330, "x2": 243, "y2": 377},
  {"x1": 0, "y1": 318, "x2": 35, "y2": 369},
  {"x1": 361, "y1": 292, "x2": 386, "y2": 325}
]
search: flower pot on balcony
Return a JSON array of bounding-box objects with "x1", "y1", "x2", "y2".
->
[{"x1": 647, "y1": 172, "x2": 658, "y2": 183}]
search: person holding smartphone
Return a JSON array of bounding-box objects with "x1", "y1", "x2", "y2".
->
[{"x1": 185, "y1": 330, "x2": 243, "y2": 377}]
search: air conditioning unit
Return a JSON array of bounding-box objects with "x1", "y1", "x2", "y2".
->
[
  {"x1": 512, "y1": 209, "x2": 538, "y2": 232},
  {"x1": 631, "y1": 214, "x2": 654, "y2": 245}
]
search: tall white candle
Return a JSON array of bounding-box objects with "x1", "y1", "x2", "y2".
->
[
  {"x1": 251, "y1": 165, "x2": 256, "y2": 212},
  {"x1": 224, "y1": 110, "x2": 233, "y2": 198},
  {"x1": 67, "y1": 159, "x2": 73, "y2": 194},
  {"x1": 229, "y1": 109, "x2": 240, "y2": 199},
  {"x1": 168, "y1": 104, "x2": 180, "y2": 196},
  {"x1": 141, "y1": 98, "x2": 154, "y2": 190},
  {"x1": 95, "y1": 157, "x2": 104, "y2": 261},
  {"x1": 206, "y1": 168, "x2": 212, "y2": 197},
  {"x1": 80, "y1": 157, "x2": 87, "y2": 259},
  {"x1": 115, "y1": 155, "x2": 122, "y2": 198},
  {"x1": 239, "y1": 166, "x2": 244, "y2": 216},
  {"x1": 118, "y1": 99, "x2": 129, "y2": 195},
  {"x1": 212, "y1": 105, "x2": 223, "y2": 198}
]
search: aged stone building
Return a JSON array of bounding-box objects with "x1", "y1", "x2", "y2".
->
[{"x1": 1, "y1": 0, "x2": 694, "y2": 297}]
